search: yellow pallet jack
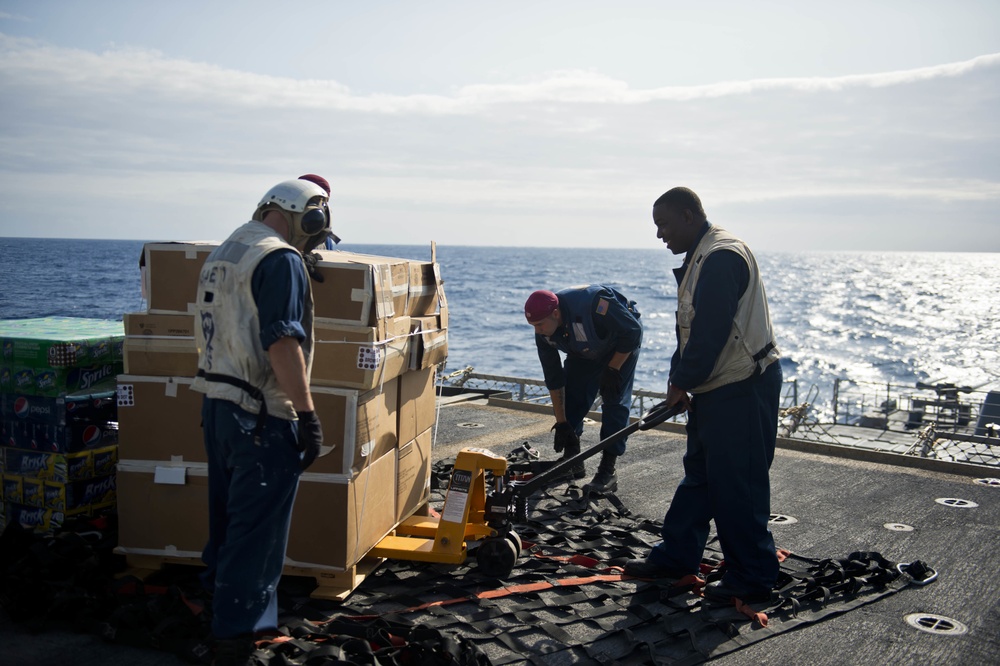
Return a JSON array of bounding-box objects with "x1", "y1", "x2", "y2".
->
[{"x1": 370, "y1": 401, "x2": 682, "y2": 578}]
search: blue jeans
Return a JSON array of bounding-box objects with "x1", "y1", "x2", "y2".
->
[
  {"x1": 649, "y1": 361, "x2": 782, "y2": 591},
  {"x1": 563, "y1": 347, "x2": 640, "y2": 456},
  {"x1": 200, "y1": 398, "x2": 302, "y2": 638}
]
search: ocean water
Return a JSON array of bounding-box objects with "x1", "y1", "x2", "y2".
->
[{"x1": 2, "y1": 238, "x2": 999, "y2": 417}]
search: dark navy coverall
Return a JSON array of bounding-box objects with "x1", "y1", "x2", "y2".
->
[
  {"x1": 200, "y1": 249, "x2": 308, "y2": 638},
  {"x1": 534, "y1": 285, "x2": 643, "y2": 455},
  {"x1": 647, "y1": 227, "x2": 783, "y2": 593}
]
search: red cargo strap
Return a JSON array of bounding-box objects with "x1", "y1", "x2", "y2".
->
[{"x1": 733, "y1": 598, "x2": 769, "y2": 627}]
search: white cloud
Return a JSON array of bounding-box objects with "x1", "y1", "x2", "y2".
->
[{"x1": 0, "y1": 34, "x2": 998, "y2": 251}]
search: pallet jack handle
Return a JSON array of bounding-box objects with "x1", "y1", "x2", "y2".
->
[{"x1": 511, "y1": 401, "x2": 685, "y2": 498}]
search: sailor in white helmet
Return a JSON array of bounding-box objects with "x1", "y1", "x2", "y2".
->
[{"x1": 191, "y1": 177, "x2": 334, "y2": 665}]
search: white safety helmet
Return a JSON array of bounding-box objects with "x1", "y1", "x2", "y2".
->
[{"x1": 252, "y1": 179, "x2": 331, "y2": 251}]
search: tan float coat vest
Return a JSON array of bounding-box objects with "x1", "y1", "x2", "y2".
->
[
  {"x1": 677, "y1": 225, "x2": 779, "y2": 394},
  {"x1": 191, "y1": 221, "x2": 314, "y2": 419}
]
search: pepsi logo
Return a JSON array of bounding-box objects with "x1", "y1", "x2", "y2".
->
[
  {"x1": 83, "y1": 425, "x2": 102, "y2": 446},
  {"x1": 14, "y1": 396, "x2": 30, "y2": 419}
]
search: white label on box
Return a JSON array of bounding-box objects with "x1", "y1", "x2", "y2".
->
[
  {"x1": 357, "y1": 347, "x2": 382, "y2": 370},
  {"x1": 360, "y1": 439, "x2": 374, "y2": 458},
  {"x1": 154, "y1": 466, "x2": 188, "y2": 485},
  {"x1": 117, "y1": 384, "x2": 135, "y2": 407}
]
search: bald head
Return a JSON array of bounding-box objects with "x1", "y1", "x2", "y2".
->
[
  {"x1": 652, "y1": 187, "x2": 708, "y2": 255},
  {"x1": 653, "y1": 187, "x2": 706, "y2": 220}
]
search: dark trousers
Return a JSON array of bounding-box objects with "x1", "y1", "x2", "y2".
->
[
  {"x1": 563, "y1": 347, "x2": 640, "y2": 456},
  {"x1": 201, "y1": 398, "x2": 302, "y2": 638},
  {"x1": 649, "y1": 361, "x2": 782, "y2": 591}
]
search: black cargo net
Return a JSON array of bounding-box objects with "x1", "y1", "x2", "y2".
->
[{"x1": 0, "y1": 455, "x2": 934, "y2": 666}]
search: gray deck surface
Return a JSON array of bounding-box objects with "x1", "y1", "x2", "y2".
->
[{"x1": 2, "y1": 396, "x2": 998, "y2": 665}]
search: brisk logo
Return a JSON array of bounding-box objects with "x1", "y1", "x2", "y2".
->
[{"x1": 81, "y1": 476, "x2": 116, "y2": 504}]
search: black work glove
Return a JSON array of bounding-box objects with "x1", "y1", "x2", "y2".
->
[
  {"x1": 600, "y1": 366, "x2": 623, "y2": 402},
  {"x1": 296, "y1": 410, "x2": 323, "y2": 470},
  {"x1": 552, "y1": 421, "x2": 579, "y2": 453},
  {"x1": 302, "y1": 252, "x2": 325, "y2": 283}
]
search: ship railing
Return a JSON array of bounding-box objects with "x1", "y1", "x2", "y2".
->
[
  {"x1": 438, "y1": 369, "x2": 676, "y2": 420},
  {"x1": 439, "y1": 370, "x2": 1000, "y2": 467}
]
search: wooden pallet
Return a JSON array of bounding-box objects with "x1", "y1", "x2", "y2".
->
[{"x1": 115, "y1": 550, "x2": 385, "y2": 602}]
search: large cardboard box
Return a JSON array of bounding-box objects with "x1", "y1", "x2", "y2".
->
[
  {"x1": 141, "y1": 242, "x2": 218, "y2": 314},
  {"x1": 311, "y1": 251, "x2": 407, "y2": 326},
  {"x1": 116, "y1": 375, "x2": 204, "y2": 462},
  {"x1": 116, "y1": 460, "x2": 209, "y2": 557},
  {"x1": 138, "y1": 244, "x2": 446, "y2": 327},
  {"x1": 117, "y1": 450, "x2": 398, "y2": 570},
  {"x1": 396, "y1": 427, "x2": 432, "y2": 522},
  {"x1": 287, "y1": 450, "x2": 397, "y2": 569},
  {"x1": 123, "y1": 312, "x2": 199, "y2": 376},
  {"x1": 312, "y1": 319, "x2": 410, "y2": 390},
  {"x1": 311, "y1": 381, "x2": 398, "y2": 476},
  {"x1": 124, "y1": 312, "x2": 197, "y2": 338},
  {"x1": 408, "y1": 314, "x2": 448, "y2": 371},
  {"x1": 397, "y1": 367, "x2": 437, "y2": 445},
  {"x1": 116, "y1": 374, "x2": 399, "y2": 474},
  {"x1": 406, "y1": 261, "x2": 444, "y2": 317}
]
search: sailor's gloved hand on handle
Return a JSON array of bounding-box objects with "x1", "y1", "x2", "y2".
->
[
  {"x1": 552, "y1": 421, "x2": 579, "y2": 453},
  {"x1": 600, "y1": 366, "x2": 623, "y2": 402},
  {"x1": 296, "y1": 410, "x2": 323, "y2": 470},
  {"x1": 639, "y1": 391, "x2": 690, "y2": 431}
]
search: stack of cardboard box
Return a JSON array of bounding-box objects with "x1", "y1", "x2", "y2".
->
[
  {"x1": 115, "y1": 242, "x2": 447, "y2": 578},
  {"x1": 0, "y1": 317, "x2": 123, "y2": 533}
]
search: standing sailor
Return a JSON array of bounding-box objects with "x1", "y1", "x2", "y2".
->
[
  {"x1": 624, "y1": 186, "x2": 783, "y2": 604},
  {"x1": 192, "y1": 178, "x2": 333, "y2": 665}
]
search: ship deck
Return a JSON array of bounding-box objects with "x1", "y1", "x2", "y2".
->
[{"x1": 2, "y1": 393, "x2": 998, "y2": 665}]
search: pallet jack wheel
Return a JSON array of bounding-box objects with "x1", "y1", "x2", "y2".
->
[
  {"x1": 505, "y1": 530, "x2": 522, "y2": 554},
  {"x1": 476, "y1": 536, "x2": 519, "y2": 578}
]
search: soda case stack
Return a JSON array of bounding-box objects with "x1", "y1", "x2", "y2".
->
[
  {"x1": 0, "y1": 317, "x2": 124, "y2": 534},
  {"x1": 116, "y1": 242, "x2": 447, "y2": 578}
]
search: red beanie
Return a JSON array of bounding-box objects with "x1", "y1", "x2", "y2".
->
[
  {"x1": 524, "y1": 290, "x2": 559, "y2": 323},
  {"x1": 298, "y1": 174, "x2": 331, "y2": 195}
]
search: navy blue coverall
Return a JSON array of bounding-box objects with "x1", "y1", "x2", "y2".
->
[
  {"x1": 647, "y1": 230, "x2": 783, "y2": 594},
  {"x1": 535, "y1": 285, "x2": 643, "y2": 455},
  {"x1": 200, "y1": 249, "x2": 308, "y2": 639}
]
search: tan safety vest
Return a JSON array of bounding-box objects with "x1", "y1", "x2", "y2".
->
[
  {"x1": 677, "y1": 225, "x2": 779, "y2": 394},
  {"x1": 191, "y1": 221, "x2": 314, "y2": 420}
]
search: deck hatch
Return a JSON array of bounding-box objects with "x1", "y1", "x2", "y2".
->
[
  {"x1": 934, "y1": 497, "x2": 979, "y2": 508},
  {"x1": 768, "y1": 513, "x2": 798, "y2": 525},
  {"x1": 904, "y1": 613, "x2": 968, "y2": 636},
  {"x1": 884, "y1": 523, "x2": 914, "y2": 531}
]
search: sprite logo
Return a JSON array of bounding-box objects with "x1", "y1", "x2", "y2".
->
[
  {"x1": 14, "y1": 369, "x2": 33, "y2": 389},
  {"x1": 35, "y1": 370, "x2": 56, "y2": 390},
  {"x1": 75, "y1": 365, "x2": 115, "y2": 390}
]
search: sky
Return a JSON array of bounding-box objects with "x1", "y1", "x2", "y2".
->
[{"x1": 0, "y1": 1, "x2": 998, "y2": 251}]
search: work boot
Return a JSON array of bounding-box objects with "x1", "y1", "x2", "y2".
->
[
  {"x1": 213, "y1": 635, "x2": 254, "y2": 666},
  {"x1": 559, "y1": 440, "x2": 587, "y2": 480},
  {"x1": 585, "y1": 452, "x2": 618, "y2": 493}
]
